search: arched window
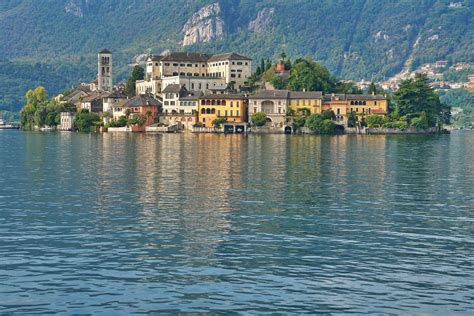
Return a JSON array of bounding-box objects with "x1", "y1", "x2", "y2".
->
[
  {"x1": 217, "y1": 100, "x2": 221, "y2": 106},
  {"x1": 206, "y1": 100, "x2": 211, "y2": 105},
  {"x1": 201, "y1": 108, "x2": 205, "y2": 114},
  {"x1": 363, "y1": 101, "x2": 366, "y2": 105},
  {"x1": 211, "y1": 100, "x2": 216, "y2": 105},
  {"x1": 222, "y1": 100, "x2": 226, "y2": 106},
  {"x1": 350, "y1": 101, "x2": 354, "y2": 105},
  {"x1": 201, "y1": 100, "x2": 205, "y2": 105},
  {"x1": 206, "y1": 108, "x2": 211, "y2": 114},
  {"x1": 211, "y1": 109, "x2": 216, "y2": 114}
]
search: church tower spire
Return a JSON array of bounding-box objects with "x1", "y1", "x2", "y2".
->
[{"x1": 98, "y1": 49, "x2": 113, "y2": 91}]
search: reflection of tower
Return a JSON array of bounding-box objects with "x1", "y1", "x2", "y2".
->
[{"x1": 98, "y1": 49, "x2": 113, "y2": 91}]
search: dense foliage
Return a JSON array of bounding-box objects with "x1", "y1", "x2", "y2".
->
[
  {"x1": 74, "y1": 109, "x2": 101, "y2": 132},
  {"x1": 250, "y1": 112, "x2": 267, "y2": 126},
  {"x1": 395, "y1": 74, "x2": 451, "y2": 127},
  {"x1": 19, "y1": 87, "x2": 73, "y2": 129},
  {"x1": 125, "y1": 66, "x2": 145, "y2": 97},
  {"x1": 211, "y1": 117, "x2": 227, "y2": 127},
  {"x1": 0, "y1": 0, "x2": 472, "y2": 112}
]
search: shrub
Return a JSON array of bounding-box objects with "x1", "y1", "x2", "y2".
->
[
  {"x1": 321, "y1": 109, "x2": 336, "y2": 120},
  {"x1": 251, "y1": 112, "x2": 267, "y2": 126},
  {"x1": 410, "y1": 111, "x2": 429, "y2": 130},
  {"x1": 366, "y1": 115, "x2": 387, "y2": 127},
  {"x1": 212, "y1": 117, "x2": 227, "y2": 127},
  {"x1": 291, "y1": 116, "x2": 306, "y2": 130}
]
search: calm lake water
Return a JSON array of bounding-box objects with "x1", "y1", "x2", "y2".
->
[{"x1": 0, "y1": 131, "x2": 473, "y2": 314}]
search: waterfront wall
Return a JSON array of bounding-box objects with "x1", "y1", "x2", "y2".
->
[{"x1": 366, "y1": 127, "x2": 438, "y2": 134}]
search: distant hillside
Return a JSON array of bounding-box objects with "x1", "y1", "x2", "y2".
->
[{"x1": 0, "y1": 0, "x2": 473, "y2": 112}]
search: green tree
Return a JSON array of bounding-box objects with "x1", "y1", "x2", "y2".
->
[
  {"x1": 74, "y1": 109, "x2": 100, "y2": 132},
  {"x1": 287, "y1": 58, "x2": 336, "y2": 92},
  {"x1": 211, "y1": 117, "x2": 227, "y2": 127},
  {"x1": 347, "y1": 111, "x2": 357, "y2": 127},
  {"x1": 321, "y1": 110, "x2": 335, "y2": 120},
  {"x1": 366, "y1": 115, "x2": 387, "y2": 127},
  {"x1": 368, "y1": 82, "x2": 377, "y2": 95},
  {"x1": 125, "y1": 65, "x2": 145, "y2": 97},
  {"x1": 395, "y1": 74, "x2": 450, "y2": 127},
  {"x1": 305, "y1": 113, "x2": 336, "y2": 134},
  {"x1": 128, "y1": 114, "x2": 147, "y2": 126},
  {"x1": 251, "y1": 112, "x2": 267, "y2": 126}
]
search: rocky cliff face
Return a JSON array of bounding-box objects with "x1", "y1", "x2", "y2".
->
[
  {"x1": 182, "y1": 2, "x2": 224, "y2": 46},
  {"x1": 248, "y1": 7, "x2": 275, "y2": 33},
  {"x1": 64, "y1": 0, "x2": 93, "y2": 18}
]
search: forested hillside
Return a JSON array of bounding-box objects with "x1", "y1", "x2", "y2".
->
[{"x1": 0, "y1": 0, "x2": 473, "y2": 112}]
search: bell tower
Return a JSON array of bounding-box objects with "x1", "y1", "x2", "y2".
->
[{"x1": 98, "y1": 49, "x2": 113, "y2": 91}]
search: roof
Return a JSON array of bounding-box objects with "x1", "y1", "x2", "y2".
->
[
  {"x1": 180, "y1": 90, "x2": 202, "y2": 100},
  {"x1": 162, "y1": 84, "x2": 184, "y2": 94},
  {"x1": 289, "y1": 91, "x2": 323, "y2": 99},
  {"x1": 123, "y1": 95, "x2": 161, "y2": 107},
  {"x1": 82, "y1": 92, "x2": 105, "y2": 102},
  {"x1": 149, "y1": 55, "x2": 163, "y2": 62},
  {"x1": 249, "y1": 90, "x2": 290, "y2": 99},
  {"x1": 104, "y1": 90, "x2": 127, "y2": 99},
  {"x1": 161, "y1": 52, "x2": 211, "y2": 62},
  {"x1": 207, "y1": 52, "x2": 252, "y2": 62},
  {"x1": 99, "y1": 49, "x2": 112, "y2": 54},
  {"x1": 372, "y1": 109, "x2": 388, "y2": 115},
  {"x1": 346, "y1": 94, "x2": 386, "y2": 100},
  {"x1": 200, "y1": 93, "x2": 246, "y2": 100}
]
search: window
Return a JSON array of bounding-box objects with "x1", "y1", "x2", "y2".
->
[
  {"x1": 356, "y1": 108, "x2": 359, "y2": 112},
  {"x1": 218, "y1": 110, "x2": 221, "y2": 116},
  {"x1": 225, "y1": 110, "x2": 228, "y2": 116},
  {"x1": 237, "y1": 62, "x2": 243, "y2": 65},
  {"x1": 191, "y1": 83, "x2": 195, "y2": 89},
  {"x1": 187, "y1": 64, "x2": 192, "y2": 67},
  {"x1": 164, "y1": 101, "x2": 169, "y2": 105},
  {"x1": 238, "y1": 74, "x2": 241, "y2": 78},
  {"x1": 203, "y1": 118, "x2": 206, "y2": 122},
  {"x1": 231, "y1": 74, "x2": 236, "y2": 78},
  {"x1": 362, "y1": 108, "x2": 365, "y2": 113},
  {"x1": 230, "y1": 101, "x2": 233, "y2": 107},
  {"x1": 236, "y1": 110, "x2": 239, "y2": 116},
  {"x1": 180, "y1": 63, "x2": 185, "y2": 67},
  {"x1": 230, "y1": 110, "x2": 233, "y2": 116},
  {"x1": 245, "y1": 62, "x2": 248, "y2": 65},
  {"x1": 173, "y1": 63, "x2": 178, "y2": 66},
  {"x1": 194, "y1": 73, "x2": 199, "y2": 76},
  {"x1": 236, "y1": 101, "x2": 239, "y2": 106},
  {"x1": 374, "y1": 101, "x2": 377, "y2": 105},
  {"x1": 337, "y1": 108, "x2": 340, "y2": 115},
  {"x1": 165, "y1": 63, "x2": 170, "y2": 66},
  {"x1": 170, "y1": 101, "x2": 175, "y2": 105},
  {"x1": 187, "y1": 72, "x2": 192, "y2": 76},
  {"x1": 155, "y1": 63, "x2": 159, "y2": 66}
]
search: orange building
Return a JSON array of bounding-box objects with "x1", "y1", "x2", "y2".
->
[{"x1": 112, "y1": 94, "x2": 162, "y2": 127}]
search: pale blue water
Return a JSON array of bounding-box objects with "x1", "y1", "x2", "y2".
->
[{"x1": 0, "y1": 131, "x2": 473, "y2": 314}]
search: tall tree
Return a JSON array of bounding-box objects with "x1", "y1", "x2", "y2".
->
[
  {"x1": 395, "y1": 74, "x2": 450, "y2": 127},
  {"x1": 125, "y1": 65, "x2": 145, "y2": 96}
]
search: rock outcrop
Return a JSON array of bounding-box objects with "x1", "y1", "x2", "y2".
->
[
  {"x1": 182, "y1": 2, "x2": 224, "y2": 46},
  {"x1": 248, "y1": 7, "x2": 275, "y2": 33},
  {"x1": 65, "y1": 0, "x2": 93, "y2": 18}
]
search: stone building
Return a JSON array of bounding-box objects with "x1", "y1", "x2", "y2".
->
[
  {"x1": 248, "y1": 90, "x2": 290, "y2": 128},
  {"x1": 98, "y1": 49, "x2": 113, "y2": 92}
]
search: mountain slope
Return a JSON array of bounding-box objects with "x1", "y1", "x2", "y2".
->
[{"x1": 0, "y1": 0, "x2": 473, "y2": 112}]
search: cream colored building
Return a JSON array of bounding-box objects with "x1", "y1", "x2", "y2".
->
[
  {"x1": 135, "y1": 51, "x2": 252, "y2": 95},
  {"x1": 162, "y1": 84, "x2": 201, "y2": 114},
  {"x1": 248, "y1": 90, "x2": 290, "y2": 128}
]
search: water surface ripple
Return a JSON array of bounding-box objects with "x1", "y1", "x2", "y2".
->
[{"x1": 0, "y1": 131, "x2": 473, "y2": 314}]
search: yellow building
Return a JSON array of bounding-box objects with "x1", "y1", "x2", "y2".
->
[
  {"x1": 288, "y1": 91, "x2": 323, "y2": 114},
  {"x1": 322, "y1": 93, "x2": 389, "y2": 123},
  {"x1": 198, "y1": 94, "x2": 247, "y2": 128}
]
